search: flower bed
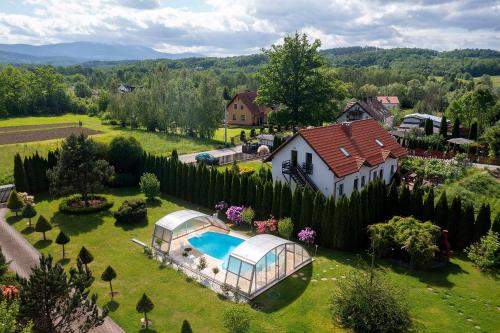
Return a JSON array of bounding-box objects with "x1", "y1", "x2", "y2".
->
[{"x1": 59, "y1": 194, "x2": 113, "y2": 215}]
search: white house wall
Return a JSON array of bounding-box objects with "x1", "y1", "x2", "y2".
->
[
  {"x1": 271, "y1": 136, "x2": 399, "y2": 199},
  {"x1": 271, "y1": 135, "x2": 334, "y2": 197}
]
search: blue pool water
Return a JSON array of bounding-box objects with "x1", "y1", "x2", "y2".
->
[{"x1": 187, "y1": 231, "x2": 245, "y2": 261}]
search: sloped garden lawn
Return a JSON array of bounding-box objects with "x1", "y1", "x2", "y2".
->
[{"x1": 6, "y1": 188, "x2": 500, "y2": 333}]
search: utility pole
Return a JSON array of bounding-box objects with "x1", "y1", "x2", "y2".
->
[{"x1": 223, "y1": 102, "x2": 228, "y2": 146}]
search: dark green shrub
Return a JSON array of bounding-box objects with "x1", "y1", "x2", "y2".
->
[
  {"x1": 108, "y1": 136, "x2": 144, "y2": 175},
  {"x1": 59, "y1": 194, "x2": 113, "y2": 215},
  {"x1": 222, "y1": 305, "x2": 251, "y2": 333},
  {"x1": 329, "y1": 269, "x2": 412, "y2": 333},
  {"x1": 114, "y1": 199, "x2": 147, "y2": 224},
  {"x1": 112, "y1": 173, "x2": 138, "y2": 187},
  {"x1": 139, "y1": 173, "x2": 160, "y2": 200},
  {"x1": 466, "y1": 231, "x2": 500, "y2": 272}
]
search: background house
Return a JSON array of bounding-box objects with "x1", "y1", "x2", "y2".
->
[
  {"x1": 264, "y1": 119, "x2": 407, "y2": 199},
  {"x1": 226, "y1": 91, "x2": 271, "y2": 126},
  {"x1": 399, "y1": 113, "x2": 449, "y2": 134},
  {"x1": 338, "y1": 97, "x2": 394, "y2": 127},
  {"x1": 377, "y1": 96, "x2": 400, "y2": 110},
  {"x1": 118, "y1": 83, "x2": 142, "y2": 93}
]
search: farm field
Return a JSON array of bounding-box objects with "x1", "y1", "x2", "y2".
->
[
  {"x1": 5, "y1": 188, "x2": 500, "y2": 333},
  {"x1": 0, "y1": 114, "x2": 250, "y2": 185}
]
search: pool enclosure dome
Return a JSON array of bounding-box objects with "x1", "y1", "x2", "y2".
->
[
  {"x1": 151, "y1": 210, "x2": 312, "y2": 299},
  {"x1": 224, "y1": 233, "x2": 312, "y2": 298},
  {"x1": 152, "y1": 209, "x2": 229, "y2": 253}
]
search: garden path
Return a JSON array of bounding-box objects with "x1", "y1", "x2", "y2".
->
[{"x1": 0, "y1": 208, "x2": 125, "y2": 333}]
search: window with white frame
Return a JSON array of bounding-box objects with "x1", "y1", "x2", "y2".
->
[
  {"x1": 233, "y1": 104, "x2": 237, "y2": 110},
  {"x1": 338, "y1": 184, "x2": 344, "y2": 197},
  {"x1": 241, "y1": 115, "x2": 246, "y2": 121}
]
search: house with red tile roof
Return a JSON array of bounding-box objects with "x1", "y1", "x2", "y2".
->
[
  {"x1": 338, "y1": 97, "x2": 394, "y2": 127},
  {"x1": 226, "y1": 91, "x2": 272, "y2": 126},
  {"x1": 377, "y1": 96, "x2": 400, "y2": 110},
  {"x1": 264, "y1": 119, "x2": 406, "y2": 199}
]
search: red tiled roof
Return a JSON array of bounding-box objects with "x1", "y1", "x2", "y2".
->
[
  {"x1": 266, "y1": 119, "x2": 407, "y2": 177},
  {"x1": 377, "y1": 96, "x2": 400, "y2": 104},
  {"x1": 227, "y1": 91, "x2": 268, "y2": 115},
  {"x1": 341, "y1": 98, "x2": 392, "y2": 122}
]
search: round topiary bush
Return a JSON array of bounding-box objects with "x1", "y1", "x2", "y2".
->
[
  {"x1": 114, "y1": 199, "x2": 147, "y2": 224},
  {"x1": 59, "y1": 194, "x2": 114, "y2": 215}
]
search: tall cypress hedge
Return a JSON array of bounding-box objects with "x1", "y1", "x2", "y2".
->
[{"x1": 279, "y1": 183, "x2": 292, "y2": 218}]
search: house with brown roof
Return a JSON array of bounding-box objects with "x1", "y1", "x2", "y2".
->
[
  {"x1": 264, "y1": 119, "x2": 406, "y2": 199},
  {"x1": 338, "y1": 97, "x2": 394, "y2": 127},
  {"x1": 226, "y1": 91, "x2": 272, "y2": 126},
  {"x1": 377, "y1": 96, "x2": 400, "y2": 110}
]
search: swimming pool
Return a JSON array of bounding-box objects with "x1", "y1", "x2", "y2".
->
[{"x1": 187, "y1": 231, "x2": 245, "y2": 261}]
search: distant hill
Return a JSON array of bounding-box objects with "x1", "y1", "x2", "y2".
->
[{"x1": 0, "y1": 41, "x2": 202, "y2": 64}]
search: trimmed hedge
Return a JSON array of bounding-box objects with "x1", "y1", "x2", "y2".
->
[
  {"x1": 59, "y1": 194, "x2": 114, "y2": 215},
  {"x1": 114, "y1": 199, "x2": 147, "y2": 224}
]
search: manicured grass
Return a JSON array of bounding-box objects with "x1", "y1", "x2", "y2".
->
[
  {"x1": 6, "y1": 189, "x2": 500, "y2": 333},
  {"x1": 0, "y1": 115, "x2": 250, "y2": 185},
  {"x1": 216, "y1": 161, "x2": 271, "y2": 172}
]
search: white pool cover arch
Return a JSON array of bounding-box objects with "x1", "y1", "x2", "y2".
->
[
  {"x1": 152, "y1": 210, "x2": 229, "y2": 254},
  {"x1": 224, "y1": 234, "x2": 312, "y2": 298}
]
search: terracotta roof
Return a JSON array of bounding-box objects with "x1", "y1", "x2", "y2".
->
[
  {"x1": 227, "y1": 91, "x2": 268, "y2": 116},
  {"x1": 341, "y1": 98, "x2": 392, "y2": 122},
  {"x1": 265, "y1": 119, "x2": 407, "y2": 177},
  {"x1": 377, "y1": 96, "x2": 400, "y2": 104}
]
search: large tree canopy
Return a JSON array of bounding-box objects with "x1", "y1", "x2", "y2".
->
[{"x1": 256, "y1": 33, "x2": 347, "y2": 127}]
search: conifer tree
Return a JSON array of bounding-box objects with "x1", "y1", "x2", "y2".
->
[
  {"x1": 35, "y1": 215, "x2": 52, "y2": 241},
  {"x1": 447, "y1": 196, "x2": 461, "y2": 247},
  {"x1": 22, "y1": 202, "x2": 37, "y2": 228},
  {"x1": 469, "y1": 121, "x2": 478, "y2": 140},
  {"x1": 230, "y1": 173, "x2": 240, "y2": 205},
  {"x1": 18, "y1": 255, "x2": 107, "y2": 332},
  {"x1": 78, "y1": 246, "x2": 94, "y2": 271},
  {"x1": 311, "y1": 192, "x2": 325, "y2": 240},
  {"x1": 175, "y1": 163, "x2": 183, "y2": 197},
  {"x1": 14, "y1": 153, "x2": 28, "y2": 192},
  {"x1": 279, "y1": 183, "x2": 292, "y2": 219},
  {"x1": 334, "y1": 196, "x2": 349, "y2": 249},
  {"x1": 435, "y1": 191, "x2": 449, "y2": 229},
  {"x1": 492, "y1": 211, "x2": 500, "y2": 234},
  {"x1": 246, "y1": 177, "x2": 256, "y2": 209},
  {"x1": 55, "y1": 231, "x2": 70, "y2": 259},
  {"x1": 452, "y1": 118, "x2": 460, "y2": 138},
  {"x1": 215, "y1": 171, "x2": 224, "y2": 204},
  {"x1": 7, "y1": 189, "x2": 23, "y2": 216},
  {"x1": 101, "y1": 266, "x2": 117, "y2": 299},
  {"x1": 207, "y1": 169, "x2": 216, "y2": 207},
  {"x1": 411, "y1": 184, "x2": 424, "y2": 220},
  {"x1": 299, "y1": 187, "x2": 313, "y2": 230},
  {"x1": 422, "y1": 188, "x2": 435, "y2": 222},
  {"x1": 424, "y1": 118, "x2": 434, "y2": 136},
  {"x1": 168, "y1": 159, "x2": 177, "y2": 195},
  {"x1": 439, "y1": 116, "x2": 448, "y2": 137},
  {"x1": 348, "y1": 190, "x2": 362, "y2": 250},
  {"x1": 320, "y1": 196, "x2": 335, "y2": 248},
  {"x1": 223, "y1": 169, "x2": 231, "y2": 203},
  {"x1": 181, "y1": 320, "x2": 194, "y2": 333},
  {"x1": 136, "y1": 293, "x2": 154, "y2": 329},
  {"x1": 262, "y1": 181, "x2": 273, "y2": 218},
  {"x1": 457, "y1": 203, "x2": 475, "y2": 250},
  {"x1": 386, "y1": 181, "x2": 398, "y2": 219},
  {"x1": 398, "y1": 186, "x2": 411, "y2": 217},
  {"x1": 272, "y1": 182, "x2": 282, "y2": 218},
  {"x1": 254, "y1": 181, "x2": 264, "y2": 218},
  {"x1": 359, "y1": 188, "x2": 370, "y2": 247},
  {"x1": 239, "y1": 174, "x2": 248, "y2": 206},
  {"x1": 474, "y1": 203, "x2": 491, "y2": 242},
  {"x1": 291, "y1": 187, "x2": 303, "y2": 233}
]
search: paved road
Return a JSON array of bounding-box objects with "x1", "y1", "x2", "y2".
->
[
  {"x1": 178, "y1": 145, "x2": 242, "y2": 163},
  {"x1": 0, "y1": 208, "x2": 125, "y2": 333}
]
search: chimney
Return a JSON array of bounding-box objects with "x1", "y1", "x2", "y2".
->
[{"x1": 341, "y1": 122, "x2": 352, "y2": 137}]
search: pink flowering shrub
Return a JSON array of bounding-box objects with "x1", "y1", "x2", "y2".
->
[
  {"x1": 226, "y1": 206, "x2": 243, "y2": 224},
  {"x1": 298, "y1": 227, "x2": 316, "y2": 245},
  {"x1": 1, "y1": 285, "x2": 19, "y2": 299},
  {"x1": 255, "y1": 217, "x2": 278, "y2": 234}
]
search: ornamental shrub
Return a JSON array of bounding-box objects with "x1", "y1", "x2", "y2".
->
[
  {"x1": 255, "y1": 217, "x2": 278, "y2": 234},
  {"x1": 222, "y1": 305, "x2": 251, "y2": 333},
  {"x1": 329, "y1": 269, "x2": 412, "y2": 333},
  {"x1": 35, "y1": 215, "x2": 52, "y2": 241},
  {"x1": 240, "y1": 207, "x2": 255, "y2": 229},
  {"x1": 466, "y1": 231, "x2": 500, "y2": 272},
  {"x1": 59, "y1": 194, "x2": 113, "y2": 215},
  {"x1": 226, "y1": 206, "x2": 243, "y2": 225},
  {"x1": 278, "y1": 218, "x2": 294, "y2": 240},
  {"x1": 7, "y1": 190, "x2": 23, "y2": 216},
  {"x1": 298, "y1": 227, "x2": 316, "y2": 245},
  {"x1": 113, "y1": 199, "x2": 147, "y2": 224},
  {"x1": 21, "y1": 203, "x2": 37, "y2": 228},
  {"x1": 140, "y1": 173, "x2": 160, "y2": 200}
]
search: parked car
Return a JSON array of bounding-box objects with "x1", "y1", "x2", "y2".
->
[{"x1": 195, "y1": 152, "x2": 219, "y2": 165}]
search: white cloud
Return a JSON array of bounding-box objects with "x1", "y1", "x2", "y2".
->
[{"x1": 0, "y1": 0, "x2": 498, "y2": 55}]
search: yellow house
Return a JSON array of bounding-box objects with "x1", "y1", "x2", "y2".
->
[{"x1": 226, "y1": 91, "x2": 271, "y2": 126}]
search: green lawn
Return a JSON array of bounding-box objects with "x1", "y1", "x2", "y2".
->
[
  {"x1": 6, "y1": 189, "x2": 500, "y2": 333},
  {"x1": 216, "y1": 161, "x2": 271, "y2": 172},
  {"x1": 0, "y1": 115, "x2": 250, "y2": 185}
]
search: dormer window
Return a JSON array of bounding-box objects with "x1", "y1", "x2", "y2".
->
[
  {"x1": 375, "y1": 139, "x2": 384, "y2": 147},
  {"x1": 339, "y1": 147, "x2": 350, "y2": 157}
]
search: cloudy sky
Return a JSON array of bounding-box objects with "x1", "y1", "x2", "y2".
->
[{"x1": 0, "y1": 0, "x2": 499, "y2": 56}]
